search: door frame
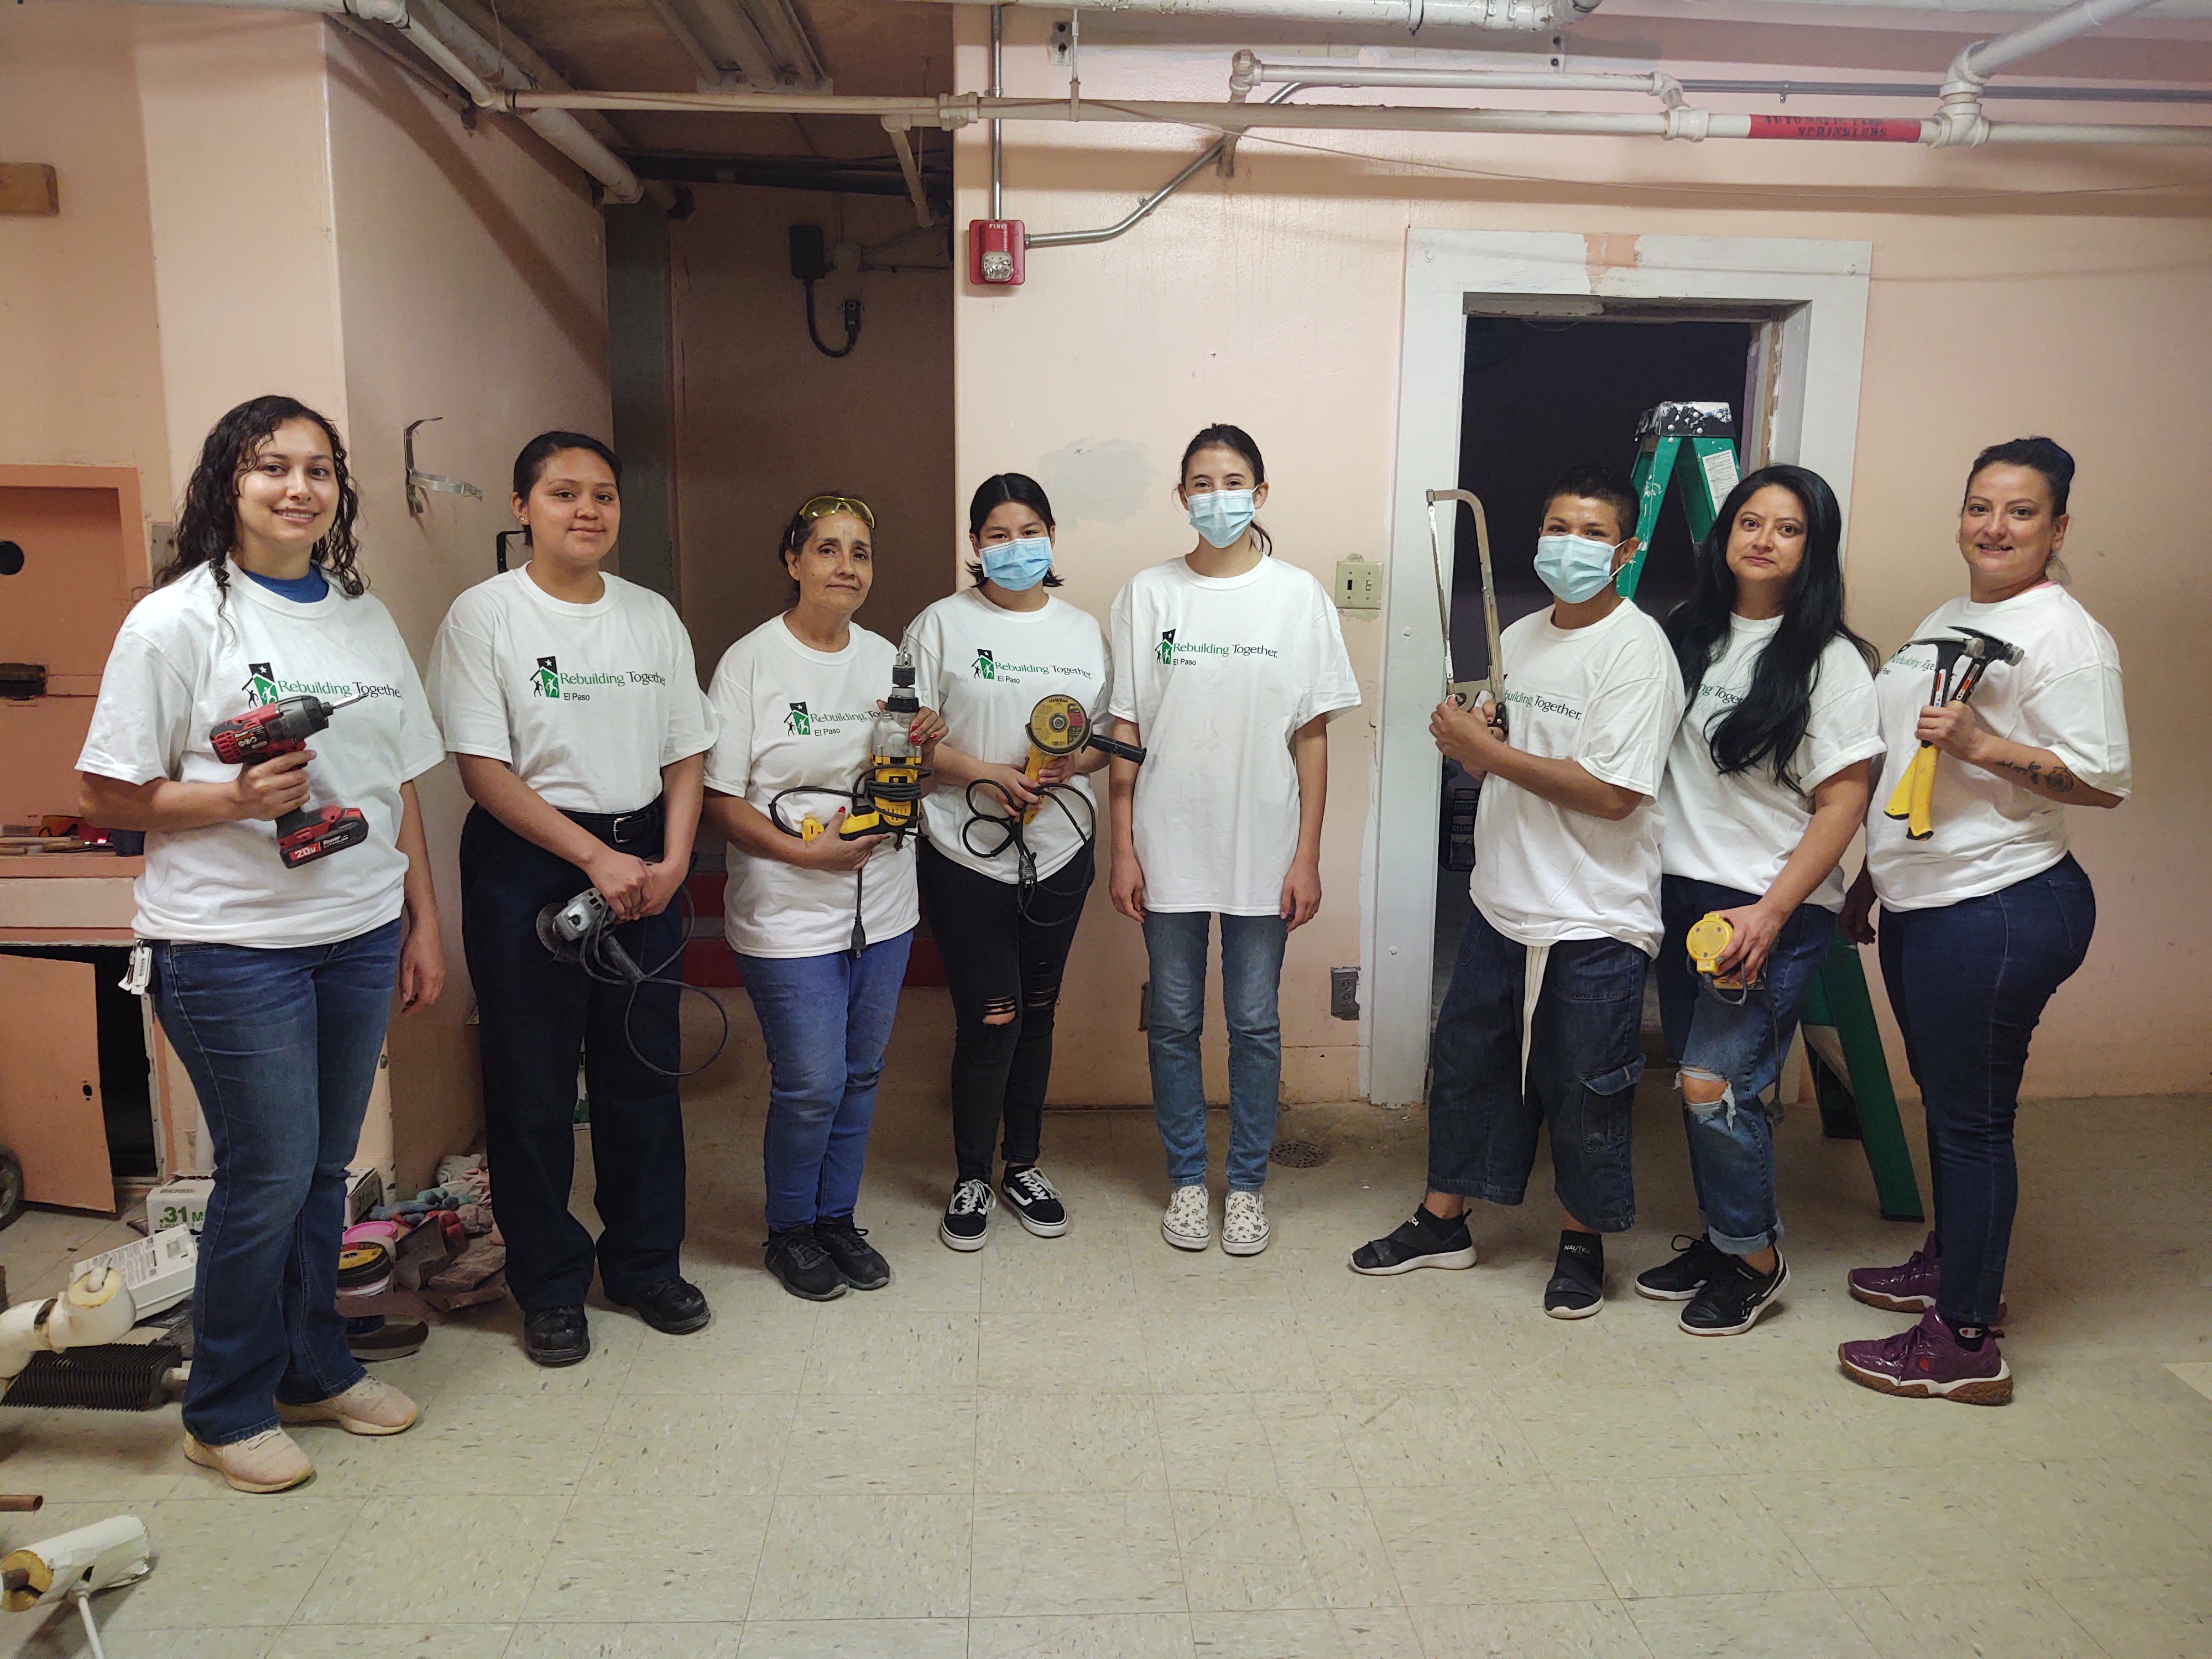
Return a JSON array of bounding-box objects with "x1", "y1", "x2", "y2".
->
[{"x1": 1360, "y1": 231, "x2": 1872, "y2": 1105}]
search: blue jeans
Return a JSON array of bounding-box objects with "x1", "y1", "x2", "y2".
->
[
  {"x1": 1655, "y1": 876, "x2": 1836, "y2": 1256},
  {"x1": 1879, "y1": 855, "x2": 2095, "y2": 1326},
  {"x1": 150, "y1": 920, "x2": 400, "y2": 1446},
  {"x1": 1141, "y1": 910, "x2": 1288, "y2": 1193},
  {"x1": 1426, "y1": 905, "x2": 1649, "y2": 1232},
  {"x1": 740, "y1": 932, "x2": 912, "y2": 1234}
]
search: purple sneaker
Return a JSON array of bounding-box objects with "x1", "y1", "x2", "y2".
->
[
  {"x1": 1837, "y1": 1310, "x2": 2012, "y2": 1406},
  {"x1": 1848, "y1": 1233, "x2": 2006, "y2": 1321}
]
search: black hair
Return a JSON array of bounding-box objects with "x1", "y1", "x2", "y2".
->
[
  {"x1": 966, "y1": 472, "x2": 1063, "y2": 588},
  {"x1": 1178, "y1": 422, "x2": 1273, "y2": 556},
  {"x1": 1966, "y1": 435, "x2": 2073, "y2": 519},
  {"x1": 1662, "y1": 463, "x2": 1877, "y2": 790},
  {"x1": 508, "y1": 431, "x2": 623, "y2": 555},
  {"x1": 160, "y1": 395, "x2": 363, "y2": 600},
  {"x1": 1540, "y1": 463, "x2": 1640, "y2": 545},
  {"x1": 779, "y1": 493, "x2": 872, "y2": 603}
]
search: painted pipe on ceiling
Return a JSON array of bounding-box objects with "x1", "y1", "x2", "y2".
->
[{"x1": 894, "y1": 0, "x2": 1600, "y2": 28}]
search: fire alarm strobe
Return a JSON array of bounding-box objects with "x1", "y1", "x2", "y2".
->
[{"x1": 968, "y1": 218, "x2": 1025, "y2": 287}]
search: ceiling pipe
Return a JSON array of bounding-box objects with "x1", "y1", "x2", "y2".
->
[
  {"x1": 990, "y1": 4, "x2": 1006, "y2": 218},
  {"x1": 895, "y1": 0, "x2": 1601, "y2": 29},
  {"x1": 640, "y1": 0, "x2": 727, "y2": 82},
  {"x1": 1934, "y1": 0, "x2": 2167, "y2": 145},
  {"x1": 1232, "y1": 54, "x2": 1681, "y2": 98}
]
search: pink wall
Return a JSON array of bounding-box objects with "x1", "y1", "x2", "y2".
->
[{"x1": 955, "y1": 13, "x2": 2212, "y2": 1106}]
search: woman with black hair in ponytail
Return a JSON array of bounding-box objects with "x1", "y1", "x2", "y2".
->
[
  {"x1": 1634, "y1": 465, "x2": 1882, "y2": 1337},
  {"x1": 77, "y1": 397, "x2": 447, "y2": 1491}
]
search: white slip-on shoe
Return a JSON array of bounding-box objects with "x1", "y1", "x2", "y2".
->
[
  {"x1": 185, "y1": 1427, "x2": 314, "y2": 1494},
  {"x1": 1221, "y1": 1190, "x2": 1271, "y2": 1257},
  {"x1": 1162, "y1": 1183, "x2": 1212, "y2": 1251},
  {"x1": 276, "y1": 1375, "x2": 421, "y2": 1437}
]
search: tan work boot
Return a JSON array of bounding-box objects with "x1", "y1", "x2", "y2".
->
[
  {"x1": 276, "y1": 1376, "x2": 421, "y2": 1437},
  {"x1": 185, "y1": 1427, "x2": 314, "y2": 1494}
]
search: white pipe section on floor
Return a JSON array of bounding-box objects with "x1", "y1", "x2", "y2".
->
[{"x1": 893, "y1": 0, "x2": 1600, "y2": 31}]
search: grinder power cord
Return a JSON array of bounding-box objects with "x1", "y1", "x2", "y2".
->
[
  {"x1": 957, "y1": 692, "x2": 1146, "y2": 926},
  {"x1": 536, "y1": 886, "x2": 730, "y2": 1078}
]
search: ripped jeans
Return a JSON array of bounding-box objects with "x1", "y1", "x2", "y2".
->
[
  {"x1": 1655, "y1": 875, "x2": 1837, "y2": 1256},
  {"x1": 1426, "y1": 904, "x2": 1651, "y2": 1233}
]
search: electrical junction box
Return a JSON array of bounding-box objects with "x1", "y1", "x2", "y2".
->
[
  {"x1": 1334, "y1": 557, "x2": 1383, "y2": 613},
  {"x1": 968, "y1": 219, "x2": 1025, "y2": 287}
]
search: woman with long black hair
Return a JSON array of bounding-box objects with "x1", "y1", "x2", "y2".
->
[
  {"x1": 1634, "y1": 465, "x2": 1882, "y2": 1336},
  {"x1": 78, "y1": 396, "x2": 446, "y2": 1491}
]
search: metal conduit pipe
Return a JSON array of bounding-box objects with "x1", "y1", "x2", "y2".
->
[
  {"x1": 118, "y1": 0, "x2": 408, "y2": 18},
  {"x1": 515, "y1": 87, "x2": 2212, "y2": 145},
  {"x1": 899, "y1": 0, "x2": 1602, "y2": 29},
  {"x1": 1230, "y1": 53, "x2": 1677, "y2": 98},
  {"x1": 990, "y1": 5, "x2": 1005, "y2": 219}
]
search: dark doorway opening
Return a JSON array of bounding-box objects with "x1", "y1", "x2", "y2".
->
[{"x1": 1434, "y1": 312, "x2": 1755, "y2": 1006}]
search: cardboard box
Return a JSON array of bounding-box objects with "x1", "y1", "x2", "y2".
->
[
  {"x1": 145, "y1": 1178, "x2": 213, "y2": 1238},
  {"x1": 76, "y1": 1226, "x2": 197, "y2": 1320},
  {"x1": 346, "y1": 1165, "x2": 384, "y2": 1223}
]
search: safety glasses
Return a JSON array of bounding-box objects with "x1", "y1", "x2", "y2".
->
[{"x1": 796, "y1": 493, "x2": 875, "y2": 529}]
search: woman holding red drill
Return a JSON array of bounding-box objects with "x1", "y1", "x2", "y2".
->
[
  {"x1": 77, "y1": 395, "x2": 446, "y2": 1492},
  {"x1": 1838, "y1": 437, "x2": 2130, "y2": 1404}
]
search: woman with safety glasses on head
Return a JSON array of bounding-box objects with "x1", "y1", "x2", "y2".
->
[
  {"x1": 903, "y1": 474, "x2": 1112, "y2": 1252},
  {"x1": 702, "y1": 494, "x2": 945, "y2": 1301},
  {"x1": 1107, "y1": 425, "x2": 1360, "y2": 1258}
]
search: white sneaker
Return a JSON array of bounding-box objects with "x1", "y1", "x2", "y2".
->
[
  {"x1": 1162, "y1": 1183, "x2": 1212, "y2": 1251},
  {"x1": 1222, "y1": 1190, "x2": 1271, "y2": 1256}
]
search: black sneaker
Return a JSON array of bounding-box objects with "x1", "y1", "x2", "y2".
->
[
  {"x1": 1000, "y1": 1166, "x2": 1068, "y2": 1238},
  {"x1": 816, "y1": 1214, "x2": 891, "y2": 1291},
  {"x1": 523, "y1": 1304, "x2": 591, "y2": 1367},
  {"x1": 608, "y1": 1275, "x2": 712, "y2": 1335},
  {"x1": 1545, "y1": 1233, "x2": 1605, "y2": 1319},
  {"x1": 1635, "y1": 1234, "x2": 1730, "y2": 1303},
  {"x1": 1681, "y1": 1252, "x2": 1789, "y2": 1336},
  {"x1": 765, "y1": 1227, "x2": 848, "y2": 1302},
  {"x1": 941, "y1": 1178, "x2": 995, "y2": 1252},
  {"x1": 1349, "y1": 1206, "x2": 1477, "y2": 1276}
]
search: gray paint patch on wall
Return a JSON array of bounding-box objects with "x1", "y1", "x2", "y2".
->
[{"x1": 1032, "y1": 437, "x2": 1151, "y2": 524}]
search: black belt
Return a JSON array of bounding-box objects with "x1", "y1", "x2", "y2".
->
[{"x1": 563, "y1": 797, "x2": 665, "y2": 848}]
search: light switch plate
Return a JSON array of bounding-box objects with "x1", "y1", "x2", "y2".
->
[{"x1": 1334, "y1": 559, "x2": 1382, "y2": 612}]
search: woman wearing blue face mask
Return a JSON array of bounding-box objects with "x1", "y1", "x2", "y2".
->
[
  {"x1": 1108, "y1": 426, "x2": 1361, "y2": 1257},
  {"x1": 905, "y1": 474, "x2": 1113, "y2": 1250}
]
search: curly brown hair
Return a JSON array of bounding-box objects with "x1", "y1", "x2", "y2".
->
[{"x1": 160, "y1": 395, "x2": 364, "y2": 601}]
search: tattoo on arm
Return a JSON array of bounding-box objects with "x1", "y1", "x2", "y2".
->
[{"x1": 1992, "y1": 756, "x2": 2077, "y2": 794}]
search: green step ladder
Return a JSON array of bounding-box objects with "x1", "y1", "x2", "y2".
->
[{"x1": 1618, "y1": 402, "x2": 1924, "y2": 1223}]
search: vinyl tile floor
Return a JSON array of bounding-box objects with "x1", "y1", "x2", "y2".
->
[{"x1": 0, "y1": 988, "x2": 2208, "y2": 1658}]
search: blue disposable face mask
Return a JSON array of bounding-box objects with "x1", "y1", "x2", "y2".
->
[
  {"x1": 979, "y1": 534, "x2": 1053, "y2": 591},
  {"x1": 1534, "y1": 532, "x2": 1624, "y2": 604},
  {"x1": 1187, "y1": 488, "x2": 1257, "y2": 549}
]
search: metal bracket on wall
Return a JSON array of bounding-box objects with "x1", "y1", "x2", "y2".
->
[{"x1": 404, "y1": 418, "x2": 485, "y2": 519}]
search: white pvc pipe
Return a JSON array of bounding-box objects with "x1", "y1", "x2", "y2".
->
[
  {"x1": 1985, "y1": 119, "x2": 2212, "y2": 142},
  {"x1": 1960, "y1": 0, "x2": 2165, "y2": 83},
  {"x1": 1238, "y1": 58, "x2": 1673, "y2": 97},
  {"x1": 121, "y1": 0, "x2": 406, "y2": 18}
]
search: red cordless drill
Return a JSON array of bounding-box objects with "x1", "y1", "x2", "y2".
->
[{"x1": 210, "y1": 692, "x2": 371, "y2": 868}]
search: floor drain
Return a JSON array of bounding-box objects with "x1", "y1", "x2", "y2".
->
[{"x1": 1269, "y1": 1139, "x2": 1331, "y2": 1169}]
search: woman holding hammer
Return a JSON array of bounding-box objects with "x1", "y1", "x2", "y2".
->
[{"x1": 1839, "y1": 437, "x2": 2129, "y2": 1405}]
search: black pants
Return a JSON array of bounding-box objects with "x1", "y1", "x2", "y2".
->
[
  {"x1": 916, "y1": 839, "x2": 1093, "y2": 1183},
  {"x1": 460, "y1": 805, "x2": 686, "y2": 1313}
]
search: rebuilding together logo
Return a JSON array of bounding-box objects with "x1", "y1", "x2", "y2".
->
[
  {"x1": 529, "y1": 655, "x2": 665, "y2": 703},
  {"x1": 1156, "y1": 628, "x2": 1277, "y2": 666},
  {"x1": 785, "y1": 701, "x2": 812, "y2": 735},
  {"x1": 243, "y1": 661, "x2": 386, "y2": 706}
]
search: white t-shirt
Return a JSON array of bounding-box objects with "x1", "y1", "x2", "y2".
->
[
  {"x1": 425, "y1": 566, "x2": 714, "y2": 814},
  {"x1": 1660, "y1": 615, "x2": 1885, "y2": 910},
  {"x1": 1108, "y1": 555, "x2": 1361, "y2": 915},
  {"x1": 76, "y1": 562, "x2": 446, "y2": 948},
  {"x1": 1864, "y1": 583, "x2": 2129, "y2": 912},
  {"x1": 1471, "y1": 601, "x2": 1685, "y2": 956},
  {"x1": 703, "y1": 616, "x2": 920, "y2": 958},
  {"x1": 904, "y1": 587, "x2": 1110, "y2": 884}
]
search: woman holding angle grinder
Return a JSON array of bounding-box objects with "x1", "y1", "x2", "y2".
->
[
  {"x1": 1636, "y1": 466, "x2": 1883, "y2": 1338},
  {"x1": 1836, "y1": 437, "x2": 2127, "y2": 1405},
  {"x1": 78, "y1": 395, "x2": 446, "y2": 1493},
  {"x1": 429, "y1": 432, "x2": 716, "y2": 1371},
  {"x1": 904, "y1": 474, "x2": 1113, "y2": 1251},
  {"x1": 702, "y1": 494, "x2": 946, "y2": 1301},
  {"x1": 1108, "y1": 425, "x2": 1361, "y2": 1257}
]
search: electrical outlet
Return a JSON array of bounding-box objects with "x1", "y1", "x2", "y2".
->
[
  {"x1": 1334, "y1": 558, "x2": 1382, "y2": 613},
  {"x1": 1330, "y1": 966, "x2": 1360, "y2": 1021}
]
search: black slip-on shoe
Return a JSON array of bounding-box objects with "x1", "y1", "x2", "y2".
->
[
  {"x1": 523, "y1": 1304, "x2": 591, "y2": 1367},
  {"x1": 1349, "y1": 1207, "x2": 1477, "y2": 1276},
  {"x1": 608, "y1": 1275, "x2": 713, "y2": 1335},
  {"x1": 1545, "y1": 1234, "x2": 1605, "y2": 1319}
]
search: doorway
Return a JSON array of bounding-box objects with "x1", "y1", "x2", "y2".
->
[
  {"x1": 1432, "y1": 311, "x2": 1757, "y2": 1010},
  {"x1": 1366, "y1": 230, "x2": 1873, "y2": 1106}
]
